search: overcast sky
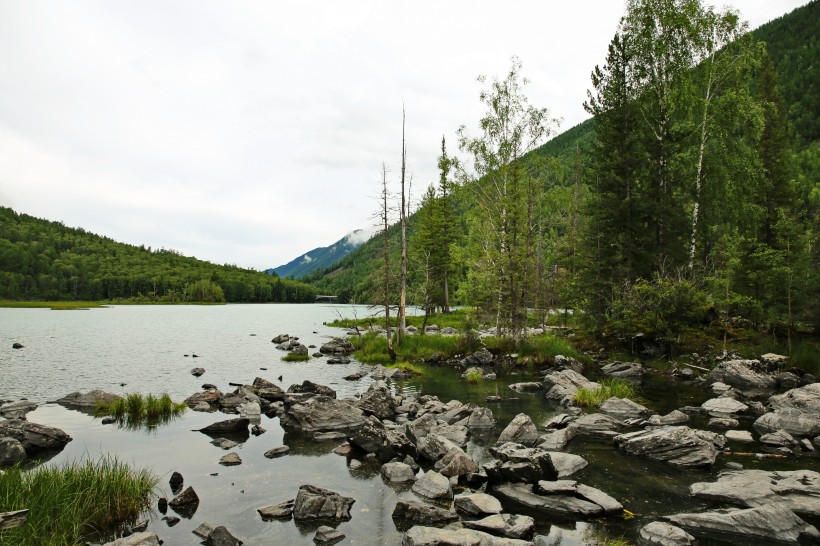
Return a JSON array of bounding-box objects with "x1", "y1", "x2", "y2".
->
[{"x1": 0, "y1": 1, "x2": 808, "y2": 270}]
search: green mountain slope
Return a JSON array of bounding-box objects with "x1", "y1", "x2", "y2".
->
[
  {"x1": 0, "y1": 207, "x2": 316, "y2": 303},
  {"x1": 305, "y1": 1, "x2": 819, "y2": 304},
  {"x1": 266, "y1": 228, "x2": 374, "y2": 280}
]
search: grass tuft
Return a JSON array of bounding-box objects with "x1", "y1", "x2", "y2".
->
[
  {"x1": 282, "y1": 352, "x2": 310, "y2": 362},
  {"x1": 387, "y1": 361, "x2": 424, "y2": 376},
  {"x1": 95, "y1": 392, "x2": 186, "y2": 428},
  {"x1": 574, "y1": 378, "x2": 637, "y2": 408},
  {"x1": 465, "y1": 369, "x2": 484, "y2": 384},
  {"x1": 0, "y1": 457, "x2": 157, "y2": 546}
]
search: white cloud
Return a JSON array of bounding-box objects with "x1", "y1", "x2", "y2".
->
[{"x1": 0, "y1": 0, "x2": 806, "y2": 269}]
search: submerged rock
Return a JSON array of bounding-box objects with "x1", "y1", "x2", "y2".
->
[
  {"x1": 491, "y1": 482, "x2": 616, "y2": 520},
  {"x1": 614, "y1": 426, "x2": 725, "y2": 467},
  {"x1": 313, "y1": 525, "x2": 345, "y2": 545},
  {"x1": 663, "y1": 503, "x2": 819, "y2": 545},
  {"x1": 0, "y1": 401, "x2": 37, "y2": 420},
  {"x1": 57, "y1": 390, "x2": 122, "y2": 409}
]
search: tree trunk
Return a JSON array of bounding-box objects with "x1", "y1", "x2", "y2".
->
[{"x1": 397, "y1": 106, "x2": 408, "y2": 344}]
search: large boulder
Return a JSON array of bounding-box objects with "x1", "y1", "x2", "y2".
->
[
  {"x1": 434, "y1": 448, "x2": 478, "y2": 478},
  {"x1": 454, "y1": 493, "x2": 502, "y2": 516},
  {"x1": 185, "y1": 388, "x2": 222, "y2": 408},
  {"x1": 484, "y1": 442, "x2": 557, "y2": 484},
  {"x1": 754, "y1": 408, "x2": 820, "y2": 438},
  {"x1": 319, "y1": 338, "x2": 355, "y2": 355},
  {"x1": 614, "y1": 426, "x2": 725, "y2": 467},
  {"x1": 102, "y1": 532, "x2": 161, "y2": 546},
  {"x1": 600, "y1": 361, "x2": 643, "y2": 378},
  {"x1": 769, "y1": 383, "x2": 820, "y2": 413},
  {"x1": 401, "y1": 526, "x2": 531, "y2": 546},
  {"x1": 381, "y1": 462, "x2": 417, "y2": 484},
  {"x1": 639, "y1": 522, "x2": 696, "y2": 546},
  {"x1": 0, "y1": 419, "x2": 72, "y2": 454},
  {"x1": 496, "y1": 413, "x2": 539, "y2": 447},
  {"x1": 392, "y1": 500, "x2": 458, "y2": 527},
  {"x1": 411, "y1": 470, "x2": 452, "y2": 500},
  {"x1": 57, "y1": 390, "x2": 122, "y2": 409},
  {"x1": 417, "y1": 434, "x2": 461, "y2": 462},
  {"x1": 348, "y1": 415, "x2": 415, "y2": 461},
  {"x1": 292, "y1": 485, "x2": 354, "y2": 521},
  {"x1": 466, "y1": 407, "x2": 496, "y2": 429},
  {"x1": 287, "y1": 380, "x2": 336, "y2": 399},
  {"x1": 356, "y1": 383, "x2": 397, "y2": 420},
  {"x1": 599, "y1": 397, "x2": 652, "y2": 420},
  {"x1": 572, "y1": 413, "x2": 623, "y2": 435},
  {"x1": 707, "y1": 360, "x2": 776, "y2": 391},
  {"x1": 701, "y1": 397, "x2": 748, "y2": 416},
  {"x1": 280, "y1": 396, "x2": 365, "y2": 435},
  {"x1": 543, "y1": 370, "x2": 598, "y2": 404},
  {"x1": 490, "y1": 482, "x2": 620, "y2": 520},
  {"x1": 663, "y1": 503, "x2": 819, "y2": 545},
  {"x1": 198, "y1": 418, "x2": 250, "y2": 434},
  {"x1": 461, "y1": 348, "x2": 494, "y2": 366},
  {"x1": 0, "y1": 437, "x2": 27, "y2": 465},
  {"x1": 690, "y1": 469, "x2": 820, "y2": 517}
]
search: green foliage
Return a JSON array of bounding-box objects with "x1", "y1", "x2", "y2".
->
[
  {"x1": 464, "y1": 369, "x2": 484, "y2": 384},
  {"x1": 0, "y1": 458, "x2": 157, "y2": 546},
  {"x1": 574, "y1": 379, "x2": 637, "y2": 408},
  {"x1": 0, "y1": 207, "x2": 316, "y2": 303},
  {"x1": 282, "y1": 352, "x2": 310, "y2": 362},
  {"x1": 387, "y1": 361, "x2": 424, "y2": 376},
  {"x1": 0, "y1": 300, "x2": 106, "y2": 309},
  {"x1": 95, "y1": 393, "x2": 186, "y2": 427}
]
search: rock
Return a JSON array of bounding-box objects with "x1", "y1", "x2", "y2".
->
[
  {"x1": 753, "y1": 408, "x2": 820, "y2": 437},
  {"x1": 211, "y1": 438, "x2": 239, "y2": 450},
  {"x1": 491, "y1": 483, "x2": 604, "y2": 519},
  {"x1": 163, "y1": 515, "x2": 180, "y2": 526},
  {"x1": 537, "y1": 425, "x2": 578, "y2": 451},
  {"x1": 708, "y1": 417, "x2": 739, "y2": 428},
  {"x1": 549, "y1": 452, "x2": 588, "y2": 478},
  {"x1": 219, "y1": 452, "x2": 242, "y2": 466},
  {"x1": 392, "y1": 500, "x2": 459, "y2": 527},
  {"x1": 251, "y1": 425, "x2": 265, "y2": 436},
  {"x1": 707, "y1": 360, "x2": 776, "y2": 390},
  {"x1": 639, "y1": 522, "x2": 696, "y2": 546},
  {"x1": 760, "y1": 429, "x2": 796, "y2": 446},
  {"x1": 663, "y1": 503, "x2": 819, "y2": 545},
  {"x1": 646, "y1": 410, "x2": 689, "y2": 426},
  {"x1": 435, "y1": 448, "x2": 478, "y2": 478},
  {"x1": 327, "y1": 356, "x2": 351, "y2": 364},
  {"x1": 508, "y1": 382, "x2": 542, "y2": 393},
  {"x1": 264, "y1": 446, "x2": 290, "y2": 458},
  {"x1": 344, "y1": 370, "x2": 368, "y2": 381},
  {"x1": 690, "y1": 469, "x2": 820, "y2": 517},
  {"x1": 169, "y1": 471, "x2": 184, "y2": 488},
  {"x1": 193, "y1": 522, "x2": 215, "y2": 538},
  {"x1": 554, "y1": 355, "x2": 583, "y2": 373},
  {"x1": 0, "y1": 401, "x2": 37, "y2": 420},
  {"x1": 199, "y1": 418, "x2": 250, "y2": 434},
  {"x1": 418, "y1": 434, "x2": 461, "y2": 462},
  {"x1": 466, "y1": 407, "x2": 496, "y2": 429},
  {"x1": 257, "y1": 499, "x2": 294, "y2": 520},
  {"x1": 11, "y1": 342, "x2": 24, "y2": 349},
  {"x1": 291, "y1": 344, "x2": 309, "y2": 356},
  {"x1": 725, "y1": 430, "x2": 754, "y2": 443},
  {"x1": 0, "y1": 419, "x2": 72, "y2": 454},
  {"x1": 292, "y1": 484, "x2": 354, "y2": 521},
  {"x1": 484, "y1": 443, "x2": 558, "y2": 484},
  {"x1": 701, "y1": 397, "x2": 748, "y2": 416},
  {"x1": 349, "y1": 415, "x2": 414, "y2": 462},
  {"x1": 496, "y1": 413, "x2": 539, "y2": 446},
  {"x1": 761, "y1": 353, "x2": 789, "y2": 368},
  {"x1": 357, "y1": 383, "x2": 397, "y2": 420},
  {"x1": 191, "y1": 367, "x2": 205, "y2": 377},
  {"x1": 464, "y1": 514, "x2": 535, "y2": 540},
  {"x1": 454, "y1": 493, "x2": 502, "y2": 516},
  {"x1": 319, "y1": 338, "x2": 355, "y2": 355},
  {"x1": 288, "y1": 380, "x2": 336, "y2": 398},
  {"x1": 204, "y1": 526, "x2": 243, "y2": 546},
  {"x1": 601, "y1": 361, "x2": 644, "y2": 378},
  {"x1": 574, "y1": 483, "x2": 623, "y2": 513},
  {"x1": 57, "y1": 390, "x2": 122, "y2": 409},
  {"x1": 102, "y1": 532, "x2": 161, "y2": 546},
  {"x1": 534, "y1": 479, "x2": 578, "y2": 495},
  {"x1": 280, "y1": 396, "x2": 365, "y2": 435},
  {"x1": 461, "y1": 348, "x2": 494, "y2": 366},
  {"x1": 770, "y1": 383, "x2": 820, "y2": 413},
  {"x1": 381, "y1": 461, "x2": 416, "y2": 483},
  {"x1": 572, "y1": 413, "x2": 623, "y2": 435},
  {"x1": 169, "y1": 486, "x2": 199, "y2": 510},
  {"x1": 411, "y1": 470, "x2": 453, "y2": 500},
  {"x1": 313, "y1": 525, "x2": 345, "y2": 545},
  {"x1": 185, "y1": 388, "x2": 223, "y2": 407},
  {"x1": 543, "y1": 370, "x2": 599, "y2": 403},
  {"x1": 314, "y1": 431, "x2": 346, "y2": 442},
  {"x1": 0, "y1": 437, "x2": 27, "y2": 465},
  {"x1": 614, "y1": 426, "x2": 725, "y2": 467},
  {"x1": 271, "y1": 334, "x2": 290, "y2": 344},
  {"x1": 402, "y1": 525, "x2": 532, "y2": 546},
  {"x1": 599, "y1": 397, "x2": 652, "y2": 420},
  {"x1": 776, "y1": 372, "x2": 801, "y2": 390}
]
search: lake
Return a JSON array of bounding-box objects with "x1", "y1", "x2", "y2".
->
[{"x1": 2, "y1": 304, "x2": 818, "y2": 545}]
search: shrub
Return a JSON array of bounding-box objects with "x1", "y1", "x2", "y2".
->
[{"x1": 0, "y1": 457, "x2": 157, "y2": 546}]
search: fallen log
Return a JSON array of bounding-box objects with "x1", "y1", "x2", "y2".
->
[
  {"x1": 0, "y1": 509, "x2": 28, "y2": 530},
  {"x1": 725, "y1": 452, "x2": 787, "y2": 459}
]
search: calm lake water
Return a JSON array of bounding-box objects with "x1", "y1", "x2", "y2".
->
[{"x1": 2, "y1": 304, "x2": 818, "y2": 545}]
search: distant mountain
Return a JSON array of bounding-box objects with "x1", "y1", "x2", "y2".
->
[{"x1": 267, "y1": 228, "x2": 377, "y2": 279}]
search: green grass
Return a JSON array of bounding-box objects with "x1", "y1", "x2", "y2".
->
[
  {"x1": 351, "y1": 333, "x2": 466, "y2": 364},
  {"x1": 282, "y1": 353, "x2": 310, "y2": 362},
  {"x1": 328, "y1": 308, "x2": 473, "y2": 331},
  {"x1": 574, "y1": 379, "x2": 637, "y2": 408},
  {"x1": 387, "y1": 361, "x2": 424, "y2": 376},
  {"x1": 0, "y1": 300, "x2": 107, "y2": 310},
  {"x1": 0, "y1": 457, "x2": 157, "y2": 546},
  {"x1": 95, "y1": 393, "x2": 186, "y2": 428}
]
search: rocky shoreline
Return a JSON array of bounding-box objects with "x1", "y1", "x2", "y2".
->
[{"x1": 2, "y1": 336, "x2": 820, "y2": 545}]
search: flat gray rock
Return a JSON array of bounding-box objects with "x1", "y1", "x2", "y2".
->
[
  {"x1": 754, "y1": 408, "x2": 820, "y2": 437},
  {"x1": 614, "y1": 426, "x2": 725, "y2": 467},
  {"x1": 411, "y1": 470, "x2": 452, "y2": 500},
  {"x1": 464, "y1": 513, "x2": 535, "y2": 540},
  {"x1": 664, "y1": 502, "x2": 819, "y2": 545},
  {"x1": 57, "y1": 390, "x2": 122, "y2": 409},
  {"x1": 491, "y1": 483, "x2": 603, "y2": 519},
  {"x1": 599, "y1": 397, "x2": 652, "y2": 420},
  {"x1": 454, "y1": 493, "x2": 502, "y2": 516},
  {"x1": 0, "y1": 401, "x2": 37, "y2": 420},
  {"x1": 725, "y1": 430, "x2": 754, "y2": 443},
  {"x1": 257, "y1": 499, "x2": 294, "y2": 520},
  {"x1": 549, "y1": 452, "x2": 588, "y2": 478},
  {"x1": 496, "y1": 413, "x2": 539, "y2": 446},
  {"x1": 537, "y1": 425, "x2": 577, "y2": 450},
  {"x1": 702, "y1": 397, "x2": 748, "y2": 416},
  {"x1": 293, "y1": 485, "x2": 354, "y2": 521},
  {"x1": 102, "y1": 532, "x2": 161, "y2": 546},
  {"x1": 313, "y1": 525, "x2": 345, "y2": 545},
  {"x1": 639, "y1": 522, "x2": 696, "y2": 546},
  {"x1": 401, "y1": 525, "x2": 532, "y2": 546},
  {"x1": 219, "y1": 452, "x2": 242, "y2": 466},
  {"x1": 381, "y1": 461, "x2": 416, "y2": 483},
  {"x1": 646, "y1": 410, "x2": 689, "y2": 426},
  {"x1": 392, "y1": 500, "x2": 459, "y2": 526}
]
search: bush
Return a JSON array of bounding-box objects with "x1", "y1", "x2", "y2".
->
[{"x1": 0, "y1": 458, "x2": 157, "y2": 546}]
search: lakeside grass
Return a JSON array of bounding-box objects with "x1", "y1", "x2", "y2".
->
[
  {"x1": 0, "y1": 300, "x2": 107, "y2": 310},
  {"x1": 96, "y1": 393, "x2": 186, "y2": 425},
  {"x1": 574, "y1": 379, "x2": 638, "y2": 408},
  {"x1": 282, "y1": 352, "x2": 310, "y2": 362},
  {"x1": 0, "y1": 458, "x2": 157, "y2": 546}
]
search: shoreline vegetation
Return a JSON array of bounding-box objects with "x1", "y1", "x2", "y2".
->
[{"x1": 0, "y1": 458, "x2": 157, "y2": 546}]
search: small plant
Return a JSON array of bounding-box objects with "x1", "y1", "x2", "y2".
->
[
  {"x1": 574, "y1": 378, "x2": 637, "y2": 408},
  {"x1": 0, "y1": 457, "x2": 157, "y2": 546},
  {"x1": 95, "y1": 393, "x2": 186, "y2": 427},
  {"x1": 387, "y1": 361, "x2": 424, "y2": 376},
  {"x1": 282, "y1": 352, "x2": 310, "y2": 362},
  {"x1": 465, "y1": 369, "x2": 484, "y2": 384}
]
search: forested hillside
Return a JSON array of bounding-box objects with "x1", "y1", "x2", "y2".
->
[
  {"x1": 307, "y1": 0, "x2": 819, "y2": 351},
  {"x1": 0, "y1": 207, "x2": 317, "y2": 303}
]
